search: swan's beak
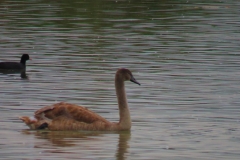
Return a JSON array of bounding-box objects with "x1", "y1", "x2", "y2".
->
[{"x1": 130, "y1": 76, "x2": 141, "y2": 85}]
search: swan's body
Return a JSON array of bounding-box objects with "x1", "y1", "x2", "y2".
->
[
  {"x1": 0, "y1": 54, "x2": 30, "y2": 71},
  {"x1": 19, "y1": 68, "x2": 140, "y2": 131}
]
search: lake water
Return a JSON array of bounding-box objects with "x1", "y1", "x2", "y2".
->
[{"x1": 0, "y1": 0, "x2": 240, "y2": 159}]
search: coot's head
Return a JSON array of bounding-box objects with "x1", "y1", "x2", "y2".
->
[{"x1": 20, "y1": 54, "x2": 31, "y2": 63}]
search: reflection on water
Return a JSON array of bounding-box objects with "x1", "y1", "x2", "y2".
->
[
  {"x1": 116, "y1": 132, "x2": 130, "y2": 160},
  {"x1": 21, "y1": 130, "x2": 130, "y2": 160},
  {"x1": 0, "y1": 70, "x2": 28, "y2": 79},
  {"x1": 0, "y1": 0, "x2": 240, "y2": 160}
]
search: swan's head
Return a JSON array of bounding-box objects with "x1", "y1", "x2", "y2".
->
[{"x1": 117, "y1": 68, "x2": 141, "y2": 85}]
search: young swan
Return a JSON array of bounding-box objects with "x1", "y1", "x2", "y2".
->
[{"x1": 19, "y1": 68, "x2": 140, "y2": 131}]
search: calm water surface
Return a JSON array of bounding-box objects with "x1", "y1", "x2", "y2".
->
[{"x1": 0, "y1": 0, "x2": 240, "y2": 159}]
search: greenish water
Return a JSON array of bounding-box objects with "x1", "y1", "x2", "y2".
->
[{"x1": 0, "y1": 0, "x2": 240, "y2": 159}]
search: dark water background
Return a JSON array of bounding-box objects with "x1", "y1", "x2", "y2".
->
[{"x1": 0, "y1": 0, "x2": 240, "y2": 159}]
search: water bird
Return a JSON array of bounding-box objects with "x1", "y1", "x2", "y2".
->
[
  {"x1": 19, "y1": 68, "x2": 140, "y2": 131},
  {"x1": 0, "y1": 54, "x2": 31, "y2": 71}
]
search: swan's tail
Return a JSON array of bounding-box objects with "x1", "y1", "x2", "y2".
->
[{"x1": 19, "y1": 116, "x2": 48, "y2": 130}]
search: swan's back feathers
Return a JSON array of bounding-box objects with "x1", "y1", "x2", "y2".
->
[
  {"x1": 49, "y1": 117, "x2": 114, "y2": 131},
  {"x1": 34, "y1": 102, "x2": 109, "y2": 124}
]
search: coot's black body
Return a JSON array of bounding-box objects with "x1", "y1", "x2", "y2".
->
[{"x1": 0, "y1": 54, "x2": 30, "y2": 71}]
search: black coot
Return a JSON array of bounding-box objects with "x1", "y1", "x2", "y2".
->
[{"x1": 0, "y1": 54, "x2": 31, "y2": 71}]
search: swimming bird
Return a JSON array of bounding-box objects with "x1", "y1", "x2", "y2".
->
[
  {"x1": 0, "y1": 54, "x2": 31, "y2": 71},
  {"x1": 19, "y1": 68, "x2": 140, "y2": 131}
]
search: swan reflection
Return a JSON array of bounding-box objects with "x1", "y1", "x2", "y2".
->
[{"x1": 21, "y1": 130, "x2": 131, "y2": 160}]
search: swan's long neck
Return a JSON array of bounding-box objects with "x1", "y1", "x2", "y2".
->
[{"x1": 115, "y1": 75, "x2": 131, "y2": 130}]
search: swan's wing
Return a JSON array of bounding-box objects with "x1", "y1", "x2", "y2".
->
[{"x1": 34, "y1": 102, "x2": 109, "y2": 124}]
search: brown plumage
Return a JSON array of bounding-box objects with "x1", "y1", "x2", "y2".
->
[{"x1": 19, "y1": 68, "x2": 140, "y2": 131}]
